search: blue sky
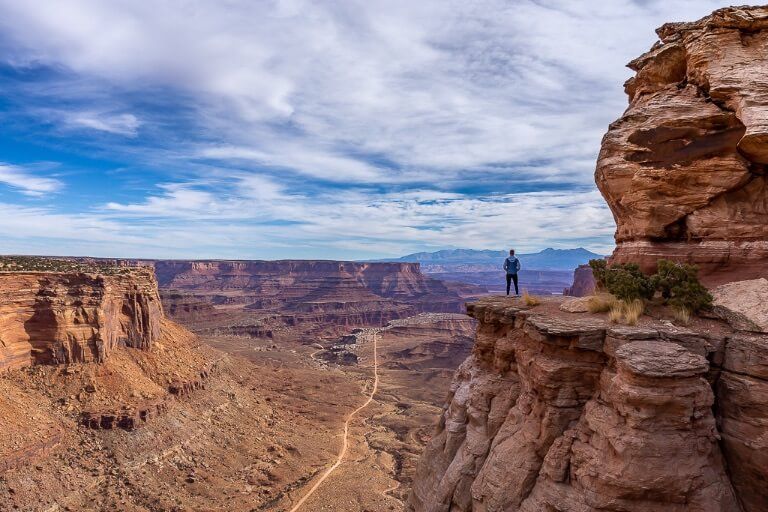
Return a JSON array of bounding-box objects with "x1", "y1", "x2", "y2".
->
[{"x1": 0, "y1": 0, "x2": 727, "y2": 259}]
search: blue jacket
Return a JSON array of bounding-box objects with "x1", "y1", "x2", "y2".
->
[{"x1": 504, "y1": 256, "x2": 521, "y2": 274}]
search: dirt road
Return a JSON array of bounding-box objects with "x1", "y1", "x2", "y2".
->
[{"x1": 288, "y1": 333, "x2": 380, "y2": 512}]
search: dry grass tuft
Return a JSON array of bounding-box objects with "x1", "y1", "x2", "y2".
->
[
  {"x1": 587, "y1": 294, "x2": 616, "y2": 314},
  {"x1": 623, "y1": 299, "x2": 645, "y2": 326},
  {"x1": 607, "y1": 299, "x2": 645, "y2": 325},
  {"x1": 673, "y1": 306, "x2": 692, "y2": 325},
  {"x1": 608, "y1": 302, "x2": 623, "y2": 323},
  {"x1": 522, "y1": 290, "x2": 541, "y2": 307}
]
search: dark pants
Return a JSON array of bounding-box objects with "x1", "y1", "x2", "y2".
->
[{"x1": 506, "y1": 273, "x2": 519, "y2": 295}]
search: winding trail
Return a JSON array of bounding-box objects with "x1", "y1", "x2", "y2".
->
[
  {"x1": 288, "y1": 333, "x2": 380, "y2": 512},
  {"x1": 309, "y1": 349, "x2": 324, "y2": 363}
]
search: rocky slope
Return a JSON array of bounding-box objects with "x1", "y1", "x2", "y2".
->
[
  {"x1": 408, "y1": 296, "x2": 767, "y2": 512},
  {"x1": 596, "y1": 6, "x2": 768, "y2": 285},
  {"x1": 0, "y1": 268, "x2": 162, "y2": 371}
]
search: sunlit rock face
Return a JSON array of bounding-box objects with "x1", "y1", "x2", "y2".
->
[
  {"x1": 0, "y1": 269, "x2": 162, "y2": 370},
  {"x1": 408, "y1": 296, "x2": 768, "y2": 512},
  {"x1": 596, "y1": 6, "x2": 768, "y2": 286}
]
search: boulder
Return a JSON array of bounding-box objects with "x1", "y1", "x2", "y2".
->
[
  {"x1": 712, "y1": 278, "x2": 768, "y2": 333},
  {"x1": 559, "y1": 296, "x2": 591, "y2": 313}
]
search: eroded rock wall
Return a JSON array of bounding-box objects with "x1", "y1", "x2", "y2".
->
[
  {"x1": 563, "y1": 264, "x2": 596, "y2": 297},
  {"x1": 596, "y1": 6, "x2": 768, "y2": 285},
  {"x1": 408, "y1": 297, "x2": 767, "y2": 512},
  {"x1": 146, "y1": 259, "x2": 479, "y2": 336},
  {"x1": 0, "y1": 269, "x2": 162, "y2": 370},
  {"x1": 152, "y1": 260, "x2": 463, "y2": 303}
]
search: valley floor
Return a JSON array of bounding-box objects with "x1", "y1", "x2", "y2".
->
[{"x1": 1, "y1": 313, "x2": 472, "y2": 511}]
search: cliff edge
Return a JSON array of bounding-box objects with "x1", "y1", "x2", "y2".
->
[
  {"x1": 0, "y1": 266, "x2": 162, "y2": 371},
  {"x1": 408, "y1": 6, "x2": 768, "y2": 512},
  {"x1": 407, "y1": 296, "x2": 766, "y2": 511}
]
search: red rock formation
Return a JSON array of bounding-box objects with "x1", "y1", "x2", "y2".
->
[
  {"x1": 563, "y1": 264, "x2": 596, "y2": 297},
  {"x1": 0, "y1": 268, "x2": 162, "y2": 370},
  {"x1": 408, "y1": 296, "x2": 767, "y2": 512},
  {"x1": 148, "y1": 260, "x2": 479, "y2": 335},
  {"x1": 153, "y1": 260, "x2": 465, "y2": 302},
  {"x1": 160, "y1": 290, "x2": 221, "y2": 323},
  {"x1": 80, "y1": 400, "x2": 168, "y2": 431},
  {"x1": 596, "y1": 6, "x2": 768, "y2": 285}
]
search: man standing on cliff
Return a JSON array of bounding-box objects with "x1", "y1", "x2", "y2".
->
[{"x1": 503, "y1": 249, "x2": 521, "y2": 296}]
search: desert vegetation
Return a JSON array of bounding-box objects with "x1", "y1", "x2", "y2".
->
[
  {"x1": 522, "y1": 290, "x2": 541, "y2": 307},
  {"x1": 588, "y1": 258, "x2": 712, "y2": 324},
  {"x1": 586, "y1": 293, "x2": 615, "y2": 313},
  {"x1": 0, "y1": 256, "x2": 135, "y2": 275}
]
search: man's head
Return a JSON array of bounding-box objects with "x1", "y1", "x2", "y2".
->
[{"x1": 509, "y1": 249, "x2": 515, "y2": 256}]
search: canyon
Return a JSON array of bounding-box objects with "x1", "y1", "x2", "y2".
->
[
  {"x1": 0, "y1": 258, "x2": 480, "y2": 511},
  {"x1": 3, "y1": 5, "x2": 768, "y2": 512},
  {"x1": 85, "y1": 259, "x2": 483, "y2": 340}
]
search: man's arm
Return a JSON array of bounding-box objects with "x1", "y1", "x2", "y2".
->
[
  {"x1": 516, "y1": 258, "x2": 521, "y2": 272},
  {"x1": 503, "y1": 258, "x2": 509, "y2": 271}
]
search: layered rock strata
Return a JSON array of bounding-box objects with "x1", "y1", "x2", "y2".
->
[
  {"x1": 408, "y1": 296, "x2": 767, "y2": 511},
  {"x1": 147, "y1": 260, "x2": 481, "y2": 337},
  {"x1": 80, "y1": 400, "x2": 168, "y2": 431},
  {"x1": 0, "y1": 269, "x2": 162, "y2": 370},
  {"x1": 596, "y1": 6, "x2": 768, "y2": 285},
  {"x1": 153, "y1": 260, "x2": 473, "y2": 310}
]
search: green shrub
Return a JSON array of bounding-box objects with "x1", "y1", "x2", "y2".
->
[
  {"x1": 588, "y1": 259, "x2": 608, "y2": 290},
  {"x1": 604, "y1": 263, "x2": 655, "y2": 303},
  {"x1": 651, "y1": 259, "x2": 712, "y2": 314}
]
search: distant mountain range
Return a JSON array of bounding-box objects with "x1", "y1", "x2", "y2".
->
[{"x1": 382, "y1": 248, "x2": 605, "y2": 271}]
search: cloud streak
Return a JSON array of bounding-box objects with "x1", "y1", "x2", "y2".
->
[
  {"x1": 64, "y1": 111, "x2": 140, "y2": 136},
  {"x1": 0, "y1": 164, "x2": 62, "y2": 196}
]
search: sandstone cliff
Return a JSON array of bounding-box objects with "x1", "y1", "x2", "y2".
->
[
  {"x1": 153, "y1": 260, "x2": 468, "y2": 304},
  {"x1": 0, "y1": 262, "x2": 245, "y2": 510},
  {"x1": 0, "y1": 268, "x2": 162, "y2": 371},
  {"x1": 596, "y1": 6, "x2": 768, "y2": 285},
  {"x1": 146, "y1": 260, "x2": 481, "y2": 337},
  {"x1": 408, "y1": 296, "x2": 767, "y2": 512},
  {"x1": 563, "y1": 264, "x2": 596, "y2": 297}
]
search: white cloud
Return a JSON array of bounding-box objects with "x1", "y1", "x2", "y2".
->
[
  {"x1": 0, "y1": 0, "x2": 730, "y2": 257},
  {"x1": 0, "y1": 0, "x2": 728, "y2": 181},
  {"x1": 199, "y1": 146, "x2": 382, "y2": 182},
  {"x1": 64, "y1": 111, "x2": 140, "y2": 136},
  {"x1": 0, "y1": 164, "x2": 62, "y2": 196},
  {"x1": 99, "y1": 175, "x2": 616, "y2": 257}
]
